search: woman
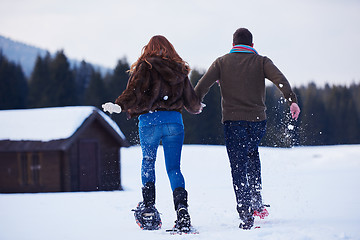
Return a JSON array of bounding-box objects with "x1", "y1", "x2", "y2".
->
[{"x1": 102, "y1": 35, "x2": 203, "y2": 232}]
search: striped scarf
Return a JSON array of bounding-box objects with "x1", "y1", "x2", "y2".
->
[{"x1": 230, "y1": 44, "x2": 258, "y2": 54}]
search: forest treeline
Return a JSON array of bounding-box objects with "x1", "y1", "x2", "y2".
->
[{"x1": 1, "y1": 50, "x2": 359, "y2": 146}]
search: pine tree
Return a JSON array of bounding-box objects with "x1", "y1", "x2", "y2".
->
[
  {"x1": 297, "y1": 82, "x2": 327, "y2": 145},
  {"x1": 104, "y1": 57, "x2": 138, "y2": 145},
  {"x1": 106, "y1": 57, "x2": 130, "y2": 102},
  {"x1": 261, "y1": 85, "x2": 292, "y2": 147},
  {"x1": 349, "y1": 83, "x2": 360, "y2": 143},
  {"x1": 183, "y1": 69, "x2": 223, "y2": 144},
  {"x1": 0, "y1": 51, "x2": 28, "y2": 109},
  {"x1": 74, "y1": 60, "x2": 93, "y2": 105},
  {"x1": 342, "y1": 86, "x2": 360, "y2": 143},
  {"x1": 48, "y1": 50, "x2": 77, "y2": 106},
  {"x1": 84, "y1": 70, "x2": 107, "y2": 109},
  {"x1": 324, "y1": 85, "x2": 360, "y2": 144},
  {"x1": 12, "y1": 64, "x2": 28, "y2": 108},
  {"x1": 28, "y1": 53, "x2": 51, "y2": 108}
]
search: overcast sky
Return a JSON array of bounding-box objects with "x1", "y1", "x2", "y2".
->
[{"x1": 1, "y1": 0, "x2": 359, "y2": 86}]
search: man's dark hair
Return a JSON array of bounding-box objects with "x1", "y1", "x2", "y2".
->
[{"x1": 233, "y1": 28, "x2": 253, "y2": 46}]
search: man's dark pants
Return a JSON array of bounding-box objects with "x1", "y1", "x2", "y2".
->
[{"x1": 223, "y1": 120, "x2": 266, "y2": 214}]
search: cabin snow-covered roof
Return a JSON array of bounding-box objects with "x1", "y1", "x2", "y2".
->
[{"x1": 0, "y1": 106, "x2": 126, "y2": 142}]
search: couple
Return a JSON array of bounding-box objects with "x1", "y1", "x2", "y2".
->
[{"x1": 102, "y1": 28, "x2": 301, "y2": 231}]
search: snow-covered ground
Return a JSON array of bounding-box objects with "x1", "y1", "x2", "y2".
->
[{"x1": 1, "y1": 144, "x2": 359, "y2": 240}]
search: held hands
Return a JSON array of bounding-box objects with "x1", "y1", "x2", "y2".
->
[
  {"x1": 290, "y1": 103, "x2": 300, "y2": 120},
  {"x1": 102, "y1": 102, "x2": 122, "y2": 114},
  {"x1": 190, "y1": 102, "x2": 206, "y2": 115},
  {"x1": 196, "y1": 102, "x2": 206, "y2": 114}
]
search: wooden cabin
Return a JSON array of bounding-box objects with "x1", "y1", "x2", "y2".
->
[{"x1": 0, "y1": 106, "x2": 130, "y2": 193}]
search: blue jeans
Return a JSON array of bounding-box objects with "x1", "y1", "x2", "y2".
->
[
  {"x1": 139, "y1": 123, "x2": 185, "y2": 191},
  {"x1": 223, "y1": 120, "x2": 266, "y2": 211}
]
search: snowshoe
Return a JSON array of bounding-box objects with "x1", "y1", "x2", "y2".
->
[
  {"x1": 253, "y1": 204, "x2": 270, "y2": 219},
  {"x1": 253, "y1": 207, "x2": 269, "y2": 219},
  {"x1": 239, "y1": 218, "x2": 254, "y2": 230},
  {"x1": 237, "y1": 205, "x2": 254, "y2": 230},
  {"x1": 166, "y1": 225, "x2": 199, "y2": 235},
  {"x1": 173, "y1": 205, "x2": 191, "y2": 233},
  {"x1": 166, "y1": 207, "x2": 198, "y2": 235},
  {"x1": 132, "y1": 202, "x2": 161, "y2": 230}
]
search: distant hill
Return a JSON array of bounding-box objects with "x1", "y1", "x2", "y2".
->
[{"x1": 0, "y1": 35, "x2": 112, "y2": 78}]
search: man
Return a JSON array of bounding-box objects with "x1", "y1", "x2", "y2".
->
[{"x1": 194, "y1": 28, "x2": 300, "y2": 230}]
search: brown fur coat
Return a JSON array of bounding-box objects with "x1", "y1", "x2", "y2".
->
[{"x1": 115, "y1": 57, "x2": 202, "y2": 118}]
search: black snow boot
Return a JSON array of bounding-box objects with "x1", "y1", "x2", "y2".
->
[
  {"x1": 142, "y1": 182, "x2": 155, "y2": 207},
  {"x1": 132, "y1": 182, "x2": 161, "y2": 230},
  {"x1": 251, "y1": 189, "x2": 264, "y2": 212},
  {"x1": 173, "y1": 187, "x2": 191, "y2": 232},
  {"x1": 237, "y1": 204, "x2": 254, "y2": 230}
]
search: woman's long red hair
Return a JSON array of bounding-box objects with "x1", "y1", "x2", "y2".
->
[{"x1": 129, "y1": 35, "x2": 190, "y2": 74}]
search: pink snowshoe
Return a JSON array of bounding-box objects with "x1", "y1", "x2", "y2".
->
[{"x1": 253, "y1": 207, "x2": 269, "y2": 219}]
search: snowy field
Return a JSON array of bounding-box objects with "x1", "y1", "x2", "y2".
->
[{"x1": 1, "y1": 144, "x2": 360, "y2": 240}]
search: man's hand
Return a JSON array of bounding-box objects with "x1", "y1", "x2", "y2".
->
[
  {"x1": 290, "y1": 103, "x2": 300, "y2": 120},
  {"x1": 102, "y1": 102, "x2": 122, "y2": 114}
]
